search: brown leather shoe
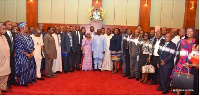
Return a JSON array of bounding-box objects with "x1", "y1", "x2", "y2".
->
[
  {"x1": 1, "y1": 89, "x2": 12, "y2": 93},
  {"x1": 0, "y1": 92, "x2": 5, "y2": 95}
]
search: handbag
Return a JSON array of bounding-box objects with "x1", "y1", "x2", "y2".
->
[
  {"x1": 171, "y1": 67, "x2": 194, "y2": 89},
  {"x1": 142, "y1": 63, "x2": 155, "y2": 73}
]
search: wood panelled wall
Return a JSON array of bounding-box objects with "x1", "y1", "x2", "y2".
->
[
  {"x1": 26, "y1": 0, "x2": 37, "y2": 28},
  {"x1": 25, "y1": 0, "x2": 198, "y2": 34}
]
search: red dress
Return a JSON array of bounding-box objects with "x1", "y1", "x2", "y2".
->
[{"x1": 171, "y1": 39, "x2": 196, "y2": 78}]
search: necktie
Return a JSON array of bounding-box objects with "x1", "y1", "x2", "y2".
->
[
  {"x1": 9, "y1": 32, "x2": 12, "y2": 43},
  {"x1": 77, "y1": 31, "x2": 80, "y2": 44}
]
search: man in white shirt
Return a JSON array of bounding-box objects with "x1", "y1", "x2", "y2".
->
[
  {"x1": 31, "y1": 28, "x2": 45, "y2": 80},
  {"x1": 170, "y1": 29, "x2": 180, "y2": 45},
  {"x1": 149, "y1": 31, "x2": 165, "y2": 91},
  {"x1": 90, "y1": 26, "x2": 95, "y2": 39}
]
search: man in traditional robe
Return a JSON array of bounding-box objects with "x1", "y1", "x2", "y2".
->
[
  {"x1": 52, "y1": 26, "x2": 62, "y2": 74},
  {"x1": 0, "y1": 23, "x2": 12, "y2": 94},
  {"x1": 92, "y1": 29, "x2": 106, "y2": 71}
]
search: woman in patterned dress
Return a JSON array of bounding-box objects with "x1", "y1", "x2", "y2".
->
[
  {"x1": 171, "y1": 27, "x2": 197, "y2": 95},
  {"x1": 82, "y1": 32, "x2": 92, "y2": 71},
  {"x1": 138, "y1": 32, "x2": 153, "y2": 83}
]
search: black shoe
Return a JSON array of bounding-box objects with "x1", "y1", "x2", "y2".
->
[
  {"x1": 10, "y1": 82, "x2": 19, "y2": 86},
  {"x1": 98, "y1": 69, "x2": 102, "y2": 72},
  {"x1": 22, "y1": 84, "x2": 28, "y2": 87},
  {"x1": 128, "y1": 76, "x2": 133, "y2": 79},
  {"x1": 94, "y1": 69, "x2": 97, "y2": 71},
  {"x1": 162, "y1": 91, "x2": 169, "y2": 94},
  {"x1": 157, "y1": 87, "x2": 163, "y2": 91},
  {"x1": 148, "y1": 82, "x2": 157, "y2": 85},
  {"x1": 64, "y1": 71, "x2": 68, "y2": 73},
  {"x1": 46, "y1": 75, "x2": 54, "y2": 78},
  {"x1": 118, "y1": 67, "x2": 122, "y2": 70},
  {"x1": 37, "y1": 78, "x2": 45, "y2": 80},
  {"x1": 122, "y1": 74, "x2": 129, "y2": 77},
  {"x1": 7, "y1": 85, "x2": 11, "y2": 89},
  {"x1": 29, "y1": 79, "x2": 36, "y2": 84},
  {"x1": 136, "y1": 78, "x2": 139, "y2": 81},
  {"x1": 56, "y1": 71, "x2": 62, "y2": 74},
  {"x1": 41, "y1": 74, "x2": 45, "y2": 77},
  {"x1": 76, "y1": 68, "x2": 80, "y2": 71}
]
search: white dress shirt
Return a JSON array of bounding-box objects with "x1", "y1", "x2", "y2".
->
[{"x1": 153, "y1": 38, "x2": 162, "y2": 56}]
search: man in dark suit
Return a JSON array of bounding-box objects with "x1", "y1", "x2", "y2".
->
[
  {"x1": 61, "y1": 26, "x2": 75, "y2": 72},
  {"x1": 4, "y1": 21, "x2": 17, "y2": 88},
  {"x1": 129, "y1": 29, "x2": 143, "y2": 80},
  {"x1": 122, "y1": 29, "x2": 132, "y2": 77},
  {"x1": 158, "y1": 33, "x2": 177, "y2": 94},
  {"x1": 72, "y1": 25, "x2": 83, "y2": 71},
  {"x1": 149, "y1": 30, "x2": 165, "y2": 86}
]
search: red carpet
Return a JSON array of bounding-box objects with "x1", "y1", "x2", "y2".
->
[{"x1": 6, "y1": 70, "x2": 176, "y2": 95}]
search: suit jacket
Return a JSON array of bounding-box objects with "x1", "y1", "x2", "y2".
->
[
  {"x1": 4, "y1": 31, "x2": 15, "y2": 55},
  {"x1": 61, "y1": 32, "x2": 74, "y2": 53},
  {"x1": 122, "y1": 35, "x2": 132, "y2": 55},
  {"x1": 71, "y1": 30, "x2": 83, "y2": 51},
  {"x1": 158, "y1": 41, "x2": 177, "y2": 68},
  {"x1": 152, "y1": 38, "x2": 165, "y2": 55},
  {"x1": 43, "y1": 33, "x2": 57, "y2": 59},
  {"x1": 129, "y1": 37, "x2": 143, "y2": 57}
]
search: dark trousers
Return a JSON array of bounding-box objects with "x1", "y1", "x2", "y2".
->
[
  {"x1": 160, "y1": 66, "x2": 173, "y2": 92},
  {"x1": 125, "y1": 49, "x2": 130, "y2": 76},
  {"x1": 63, "y1": 47, "x2": 75, "y2": 72},
  {"x1": 40, "y1": 58, "x2": 45, "y2": 75},
  {"x1": 150, "y1": 55, "x2": 159, "y2": 83},
  {"x1": 7, "y1": 54, "x2": 16, "y2": 86},
  {"x1": 130, "y1": 55, "x2": 139, "y2": 78},
  {"x1": 75, "y1": 44, "x2": 81, "y2": 70},
  {"x1": 45, "y1": 57, "x2": 53, "y2": 76}
]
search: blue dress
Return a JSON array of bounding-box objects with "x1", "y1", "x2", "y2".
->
[{"x1": 15, "y1": 33, "x2": 35, "y2": 85}]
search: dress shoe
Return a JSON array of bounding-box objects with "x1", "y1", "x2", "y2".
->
[
  {"x1": 37, "y1": 78, "x2": 45, "y2": 80},
  {"x1": 76, "y1": 68, "x2": 80, "y2": 71},
  {"x1": 94, "y1": 69, "x2": 97, "y2": 71},
  {"x1": 98, "y1": 69, "x2": 102, "y2": 72},
  {"x1": 7, "y1": 85, "x2": 11, "y2": 89},
  {"x1": 56, "y1": 71, "x2": 62, "y2": 74},
  {"x1": 41, "y1": 74, "x2": 46, "y2": 77},
  {"x1": 64, "y1": 71, "x2": 68, "y2": 73},
  {"x1": 128, "y1": 76, "x2": 133, "y2": 79},
  {"x1": 136, "y1": 78, "x2": 139, "y2": 81},
  {"x1": 1, "y1": 89, "x2": 12, "y2": 93},
  {"x1": 22, "y1": 84, "x2": 28, "y2": 87},
  {"x1": 52, "y1": 73, "x2": 57, "y2": 76},
  {"x1": 122, "y1": 74, "x2": 129, "y2": 77},
  {"x1": 0, "y1": 93, "x2": 5, "y2": 95},
  {"x1": 148, "y1": 82, "x2": 157, "y2": 85},
  {"x1": 46, "y1": 75, "x2": 54, "y2": 78},
  {"x1": 31, "y1": 79, "x2": 36, "y2": 83},
  {"x1": 162, "y1": 91, "x2": 169, "y2": 94},
  {"x1": 156, "y1": 87, "x2": 163, "y2": 91}
]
